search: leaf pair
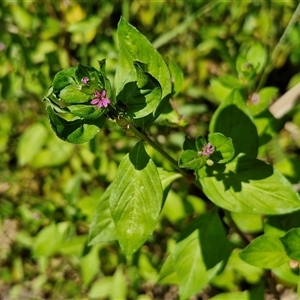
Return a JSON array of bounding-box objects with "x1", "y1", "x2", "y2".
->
[{"x1": 178, "y1": 133, "x2": 234, "y2": 171}]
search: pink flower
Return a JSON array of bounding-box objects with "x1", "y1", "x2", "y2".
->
[
  {"x1": 81, "y1": 77, "x2": 90, "y2": 84},
  {"x1": 198, "y1": 143, "x2": 214, "y2": 156},
  {"x1": 91, "y1": 89, "x2": 110, "y2": 109}
]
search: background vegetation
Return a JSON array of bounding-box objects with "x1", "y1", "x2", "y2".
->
[{"x1": 1, "y1": 1, "x2": 300, "y2": 299}]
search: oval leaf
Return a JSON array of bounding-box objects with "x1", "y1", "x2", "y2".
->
[
  {"x1": 208, "y1": 132, "x2": 234, "y2": 163},
  {"x1": 239, "y1": 235, "x2": 289, "y2": 268},
  {"x1": 178, "y1": 150, "x2": 206, "y2": 170},
  {"x1": 209, "y1": 90, "x2": 258, "y2": 158},
  {"x1": 116, "y1": 17, "x2": 171, "y2": 124},
  {"x1": 172, "y1": 210, "x2": 228, "y2": 299},
  {"x1": 52, "y1": 67, "x2": 77, "y2": 92},
  {"x1": 16, "y1": 122, "x2": 48, "y2": 166},
  {"x1": 199, "y1": 154, "x2": 300, "y2": 214},
  {"x1": 109, "y1": 142, "x2": 163, "y2": 256},
  {"x1": 246, "y1": 42, "x2": 267, "y2": 74},
  {"x1": 116, "y1": 62, "x2": 162, "y2": 118},
  {"x1": 59, "y1": 85, "x2": 91, "y2": 103}
]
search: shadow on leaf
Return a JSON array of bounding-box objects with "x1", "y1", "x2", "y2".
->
[
  {"x1": 205, "y1": 154, "x2": 273, "y2": 192},
  {"x1": 129, "y1": 142, "x2": 150, "y2": 170},
  {"x1": 212, "y1": 104, "x2": 258, "y2": 158}
]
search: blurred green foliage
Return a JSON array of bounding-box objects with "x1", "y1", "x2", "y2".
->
[{"x1": 1, "y1": 0, "x2": 300, "y2": 299}]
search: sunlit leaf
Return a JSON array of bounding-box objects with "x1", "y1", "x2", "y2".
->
[
  {"x1": 88, "y1": 185, "x2": 117, "y2": 245},
  {"x1": 200, "y1": 154, "x2": 300, "y2": 214},
  {"x1": 240, "y1": 235, "x2": 289, "y2": 268},
  {"x1": 246, "y1": 42, "x2": 267, "y2": 74},
  {"x1": 173, "y1": 210, "x2": 228, "y2": 299},
  {"x1": 208, "y1": 132, "x2": 234, "y2": 163},
  {"x1": 178, "y1": 150, "x2": 206, "y2": 170},
  {"x1": 116, "y1": 17, "x2": 171, "y2": 124},
  {"x1": 109, "y1": 142, "x2": 163, "y2": 255},
  {"x1": 16, "y1": 122, "x2": 48, "y2": 166}
]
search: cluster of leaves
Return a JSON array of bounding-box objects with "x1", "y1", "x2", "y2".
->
[
  {"x1": 1, "y1": 1, "x2": 300, "y2": 299},
  {"x1": 44, "y1": 14, "x2": 300, "y2": 300}
]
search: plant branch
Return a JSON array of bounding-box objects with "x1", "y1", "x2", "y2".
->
[{"x1": 127, "y1": 120, "x2": 203, "y2": 189}]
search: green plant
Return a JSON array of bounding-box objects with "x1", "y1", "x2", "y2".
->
[{"x1": 42, "y1": 16, "x2": 300, "y2": 299}]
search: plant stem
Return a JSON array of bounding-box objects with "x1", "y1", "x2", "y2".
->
[{"x1": 127, "y1": 120, "x2": 202, "y2": 189}]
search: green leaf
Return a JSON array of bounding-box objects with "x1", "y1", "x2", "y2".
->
[
  {"x1": 80, "y1": 245, "x2": 101, "y2": 286},
  {"x1": 33, "y1": 222, "x2": 70, "y2": 257},
  {"x1": 199, "y1": 154, "x2": 300, "y2": 214},
  {"x1": 211, "y1": 289, "x2": 264, "y2": 300},
  {"x1": 208, "y1": 132, "x2": 234, "y2": 163},
  {"x1": 195, "y1": 136, "x2": 207, "y2": 152},
  {"x1": 280, "y1": 228, "x2": 300, "y2": 261},
  {"x1": 167, "y1": 58, "x2": 183, "y2": 96},
  {"x1": 158, "y1": 254, "x2": 179, "y2": 285},
  {"x1": 272, "y1": 262, "x2": 299, "y2": 285},
  {"x1": 46, "y1": 106, "x2": 105, "y2": 144},
  {"x1": 210, "y1": 75, "x2": 244, "y2": 102},
  {"x1": 88, "y1": 277, "x2": 113, "y2": 299},
  {"x1": 52, "y1": 67, "x2": 77, "y2": 92},
  {"x1": 236, "y1": 54, "x2": 255, "y2": 82},
  {"x1": 116, "y1": 61, "x2": 162, "y2": 118},
  {"x1": 111, "y1": 266, "x2": 128, "y2": 299},
  {"x1": 183, "y1": 136, "x2": 197, "y2": 151},
  {"x1": 158, "y1": 168, "x2": 182, "y2": 207},
  {"x1": 67, "y1": 104, "x2": 106, "y2": 119},
  {"x1": 30, "y1": 135, "x2": 74, "y2": 168},
  {"x1": 230, "y1": 212, "x2": 263, "y2": 233},
  {"x1": 173, "y1": 229, "x2": 206, "y2": 299},
  {"x1": 109, "y1": 142, "x2": 163, "y2": 256},
  {"x1": 67, "y1": 16, "x2": 101, "y2": 34},
  {"x1": 157, "y1": 168, "x2": 182, "y2": 190},
  {"x1": 210, "y1": 291, "x2": 249, "y2": 300},
  {"x1": 239, "y1": 235, "x2": 289, "y2": 268},
  {"x1": 248, "y1": 87, "x2": 278, "y2": 116},
  {"x1": 173, "y1": 210, "x2": 228, "y2": 299},
  {"x1": 246, "y1": 42, "x2": 267, "y2": 74},
  {"x1": 16, "y1": 122, "x2": 48, "y2": 166},
  {"x1": 210, "y1": 89, "x2": 258, "y2": 157},
  {"x1": 116, "y1": 17, "x2": 171, "y2": 124},
  {"x1": 88, "y1": 185, "x2": 117, "y2": 245},
  {"x1": 178, "y1": 150, "x2": 206, "y2": 170},
  {"x1": 59, "y1": 85, "x2": 91, "y2": 103}
]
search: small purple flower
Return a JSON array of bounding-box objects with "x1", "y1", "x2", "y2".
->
[
  {"x1": 250, "y1": 93, "x2": 260, "y2": 104},
  {"x1": 91, "y1": 89, "x2": 110, "y2": 109},
  {"x1": 198, "y1": 143, "x2": 214, "y2": 156},
  {"x1": 0, "y1": 43, "x2": 5, "y2": 51},
  {"x1": 81, "y1": 77, "x2": 90, "y2": 84}
]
